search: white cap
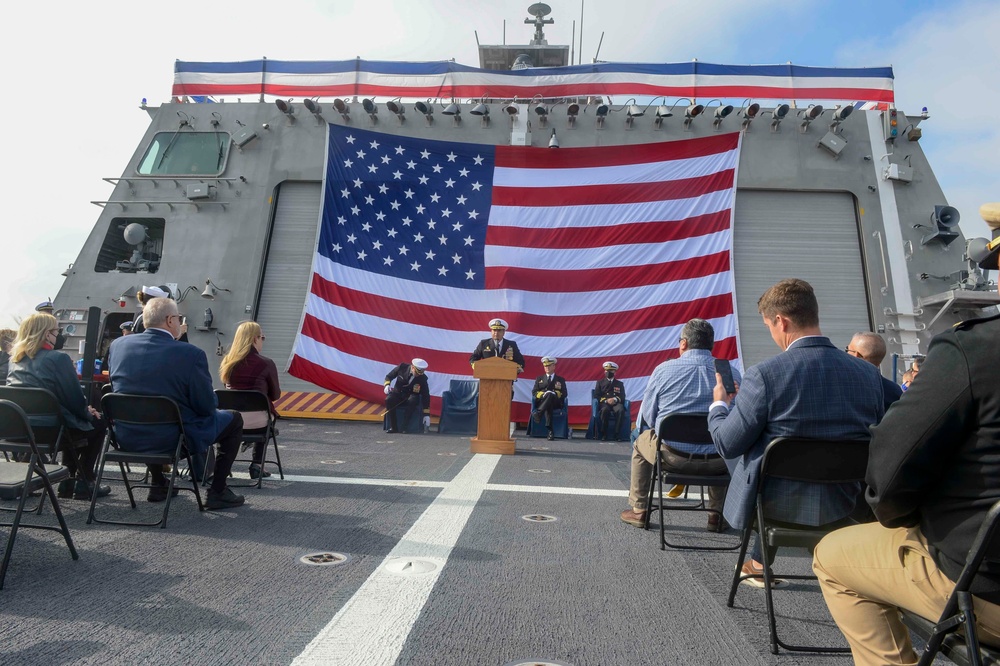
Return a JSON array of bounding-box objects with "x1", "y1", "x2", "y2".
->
[
  {"x1": 541, "y1": 356, "x2": 557, "y2": 366},
  {"x1": 141, "y1": 285, "x2": 170, "y2": 299},
  {"x1": 412, "y1": 358, "x2": 429, "y2": 371},
  {"x1": 603, "y1": 361, "x2": 619, "y2": 370},
  {"x1": 489, "y1": 318, "x2": 508, "y2": 331}
]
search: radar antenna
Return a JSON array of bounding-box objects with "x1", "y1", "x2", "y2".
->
[
  {"x1": 115, "y1": 222, "x2": 159, "y2": 273},
  {"x1": 525, "y1": 3, "x2": 553, "y2": 45}
]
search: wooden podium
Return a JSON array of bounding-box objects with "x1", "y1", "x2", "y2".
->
[{"x1": 469, "y1": 356, "x2": 519, "y2": 455}]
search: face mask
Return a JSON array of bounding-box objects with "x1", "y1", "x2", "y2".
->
[{"x1": 606, "y1": 371, "x2": 615, "y2": 379}]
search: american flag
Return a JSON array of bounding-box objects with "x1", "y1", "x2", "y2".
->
[{"x1": 289, "y1": 124, "x2": 742, "y2": 422}]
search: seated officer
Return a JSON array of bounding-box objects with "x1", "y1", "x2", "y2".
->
[
  {"x1": 531, "y1": 357, "x2": 567, "y2": 441},
  {"x1": 595, "y1": 361, "x2": 626, "y2": 441},
  {"x1": 384, "y1": 358, "x2": 430, "y2": 434}
]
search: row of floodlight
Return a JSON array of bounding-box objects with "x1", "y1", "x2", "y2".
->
[{"x1": 272, "y1": 96, "x2": 857, "y2": 132}]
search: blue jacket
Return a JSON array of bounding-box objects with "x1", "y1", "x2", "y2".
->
[
  {"x1": 7, "y1": 348, "x2": 93, "y2": 431},
  {"x1": 108, "y1": 328, "x2": 231, "y2": 453},
  {"x1": 709, "y1": 336, "x2": 884, "y2": 530}
]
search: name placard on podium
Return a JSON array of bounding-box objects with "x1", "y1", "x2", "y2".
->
[{"x1": 470, "y1": 356, "x2": 518, "y2": 455}]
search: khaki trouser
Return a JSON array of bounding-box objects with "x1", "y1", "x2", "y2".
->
[
  {"x1": 813, "y1": 521, "x2": 1000, "y2": 666},
  {"x1": 628, "y1": 430, "x2": 727, "y2": 512}
]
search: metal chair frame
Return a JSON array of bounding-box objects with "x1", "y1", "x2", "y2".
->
[
  {"x1": 0, "y1": 399, "x2": 78, "y2": 589},
  {"x1": 87, "y1": 393, "x2": 204, "y2": 528},
  {"x1": 641, "y1": 413, "x2": 738, "y2": 551},
  {"x1": 214, "y1": 389, "x2": 284, "y2": 488},
  {"x1": 902, "y1": 499, "x2": 1000, "y2": 666},
  {"x1": 726, "y1": 436, "x2": 869, "y2": 655}
]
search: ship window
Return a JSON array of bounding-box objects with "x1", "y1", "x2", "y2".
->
[
  {"x1": 94, "y1": 218, "x2": 166, "y2": 274},
  {"x1": 137, "y1": 131, "x2": 230, "y2": 176}
]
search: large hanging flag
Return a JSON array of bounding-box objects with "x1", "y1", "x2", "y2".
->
[{"x1": 289, "y1": 124, "x2": 741, "y2": 422}]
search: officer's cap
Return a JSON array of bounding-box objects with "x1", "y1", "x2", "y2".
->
[
  {"x1": 141, "y1": 285, "x2": 170, "y2": 299},
  {"x1": 35, "y1": 301, "x2": 54, "y2": 313},
  {"x1": 489, "y1": 318, "x2": 508, "y2": 331},
  {"x1": 411, "y1": 358, "x2": 429, "y2": 372},
  {"x1": 603, "y1": 361, "x2": 619, "y2": 371},
  {"x1": 120, "y1": 321, "x2": 134, "y2": 331},
  {"x1": 541, "y1": 356, "x2": 557, "y2": 366}
]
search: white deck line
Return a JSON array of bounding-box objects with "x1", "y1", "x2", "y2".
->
[{"x1": 291, "y1": 453, "x2": 501, "y2": 666}]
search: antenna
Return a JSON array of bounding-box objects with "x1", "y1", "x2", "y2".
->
[{"x1": 525, "y1": 3, "x2": 553, "y2": 45}]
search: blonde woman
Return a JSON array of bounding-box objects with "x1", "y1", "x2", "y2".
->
[
  {"x1": 0, "y1": 328, "x2": 16, "y2": 385},
  {"x1": 219, "y1": 321, "x2": 280, "y2": 479},
  {"x1": 7, "y1": 313, "x2": 111, "y2": 500}
]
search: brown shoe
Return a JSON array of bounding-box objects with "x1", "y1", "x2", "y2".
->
[
  {"x1": 620, "y1": 508, "x2": 646, "y2": 528},
  {"x1": 706, "y1": 512, "x2": 727, "y2": 533},
  {"x1": 739, "y1": 559, "x2": 787, "y2": 589}
]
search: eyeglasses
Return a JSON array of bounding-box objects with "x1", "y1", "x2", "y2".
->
[
  {"x1": 845, "y1": 346, "x2": 866, "y2": 360},
  {"x1": 46, "y1": 329, "x2": 58, "y2": 336}
]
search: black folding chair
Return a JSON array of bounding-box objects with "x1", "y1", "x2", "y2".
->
[
  {"x1": 902, "y1": 499, "x2": 1000, "y2": 666},
  {"x1": 0, "y1": 399, "x2": 78, "y2": 589},
  {"x1": 0, "y1": 386, "x2": 89, "y2": 512},
  {"x1": 726, "y1": 437, "x2": 869, "y2": 655},
  {"x1": 641, "y1": 413, "x2": 738, "y2": 551},
  {"x1": 87, "y1": 393, "x2": 204, "y2": 528},
  {"x1": 214, "y1": 389, "x2": 284, "y2": 489}
]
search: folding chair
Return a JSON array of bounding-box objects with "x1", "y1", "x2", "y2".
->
[
  {"x1": 439, "y1": 379, "x2": 479, "y2": 435},
  {"x1": 726, "y1": 437, "x2": 869, "y2": 655},
  {"x1": 0, "y1": 400, "x2": 78, "y2": 589},
  {"x1": 87, "y1": 393, "x2": 204, "y2": 528},
  {"x1": 585, "y1": 389, "x2": 631, "y2": 441},
  {"x1": 214, "y1": 389, "x2": 284, "y2": 488},
  {"x1": 0, "y1": 386, "x2": 89, "y2": 512},
  {"x1": 641, "y1": 413, "x2": 738, "y2": 551},
  {"x1": 902, "y1": 499, "x2": 1000, "y2": 666}
]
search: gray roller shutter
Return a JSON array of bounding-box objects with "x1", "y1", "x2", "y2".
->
[
  {"x1": 256, "y1": 181, "x2": 323, "y2": 392},
  {"x1": 733, "y1": 190, "x2": 871, "y2": 367}
]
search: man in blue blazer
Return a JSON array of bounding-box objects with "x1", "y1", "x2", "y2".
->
[
  {"x1": 108, "y1": 298, "x2": 245, "y2": 510},
  {"x1": 708, "y1": 279, "x2": 884, "y2": 585}
]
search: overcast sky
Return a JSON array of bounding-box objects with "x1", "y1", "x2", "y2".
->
[{"x1": 1, "y1": 0, "x2": 996, "y2": 326}]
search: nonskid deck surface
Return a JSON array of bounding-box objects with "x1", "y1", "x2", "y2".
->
[{"x1": 2, "y1": 420, "x2": 859, "y2": 665}]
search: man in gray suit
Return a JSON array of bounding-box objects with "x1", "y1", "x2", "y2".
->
[{"x1": 708, "y1": 278, "x2": 884, "y2": 586}]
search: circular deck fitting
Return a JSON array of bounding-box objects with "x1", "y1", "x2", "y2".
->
[
  {"x1": 384, "y1": 557, "x2": 440, "y2": 576},
  {"x1": 319, "y1": 460, "x2": 345, "y2": 465},
  {"x1": 526, "y1": 469, "x2": 551, "y2": 474},
  {"x1": 298, "y1": 551, "x2": 351, "y2": 567},
  {"x1": 504, "y1": 660, "x2": 573, "y2": 666},
  {"x1": 437, "y1": 452, "x2": 458, "y2": 456},
  {"x1": 521, "y1": 514, "x2": 559, "y2": 523}
]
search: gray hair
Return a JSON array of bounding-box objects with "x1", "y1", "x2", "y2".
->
[
  {"x1": 680, "y1": 319, "x2": 715, "y2": 350},
  {"x1": 142, "y1": 297, "x2": 177, "y2": 329},
  {"x1": 851, "y1": 331, "x2": 887, "y2": 365}
]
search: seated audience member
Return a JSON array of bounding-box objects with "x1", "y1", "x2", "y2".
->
[
  {"x1": 109, "y1": 297, "x2": 245, "y2": 510},
  {"x1": 219, "y1": 321, "x2": 280, "y2": 479},
  {"x1": 35, "y1": 301, "x2": 66, "y2": 349},
  {"x1": 7, "y1": 313, "x2": 111, "y2": 500},
  {"x1": 846, "y1": 331, "x2": 902, "y2": 410},
  {"x1": 594, "y1": 361, "x2": 626, "y2": 441},
  {"x1": 814, "y1": 308, "x2": 1000, "y2": 665},
  {"x1": 709, "y1": 279, "x2": 884, "y2": 587},
  {"x1": 531, "y1": 357, "x2": 567, "y2": 441},
  {"x1": 620, "y1": 319, "x2": 740, "y2": 532},
  {"x1": 383, "y1": 358, "x2": 430, "y2": 434},
  {"x1": 0, "y1": 328, "x2": 15, "y2": 385}
]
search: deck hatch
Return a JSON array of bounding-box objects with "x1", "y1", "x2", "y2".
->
[{"x1": 298, "y1": 551, "x2": 351, "y2": 566}]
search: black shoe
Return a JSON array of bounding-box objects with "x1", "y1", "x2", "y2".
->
[
  {"x1": 73, "y1": 480, "x2": 112, "y2": 500},
  {"x1": 531, "y1": 410, "x2": 542, "y2": 424},
  {"x1": 57, "y1": 479, "x2": 75, "y2": 499},
  {"x1": 249, "y1": 465, "x2": 272, "y2": 480},
  {"x1": 547, "y1": 431, "x2": 555, "y2": 441},
  {"x1": 147, "y1": 484, "x2": 180, "y2": 503},
  {"x1": 206, "y1": 487, "x2": 245, "y2": 511},
  {"x1": 385, "y1": 427, "x2": 398, "y2": 434}
]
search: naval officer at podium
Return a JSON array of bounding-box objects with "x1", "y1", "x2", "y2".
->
[{"x1": 469, "y1": 318, "x2": 525, "y2": 373}]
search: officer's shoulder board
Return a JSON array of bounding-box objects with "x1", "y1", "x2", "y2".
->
[{"x1": 954, "y1": 311, "x2": 1000, "y2": 331}]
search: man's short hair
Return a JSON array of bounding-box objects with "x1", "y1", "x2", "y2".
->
[
  {"x1": 680, "y1": 318, "x2": 714, "y2": 350},
  {"x1": 142, "y1": 298, "x2": 177, "y2": 329},
  {"x1": 852, "y1": 331, "x2": 888, "y2": 365},
  {"x1": 757, "y1": 278, "x2": 820, "y2": 328}
]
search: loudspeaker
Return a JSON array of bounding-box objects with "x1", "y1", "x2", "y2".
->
[{"x1": 921, "y1": 205, "x2": 961, "y2": 246}]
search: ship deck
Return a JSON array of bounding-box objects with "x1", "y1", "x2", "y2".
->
[{"x1": 0, "y1": 419, "x2": 913, "y2": 665}]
